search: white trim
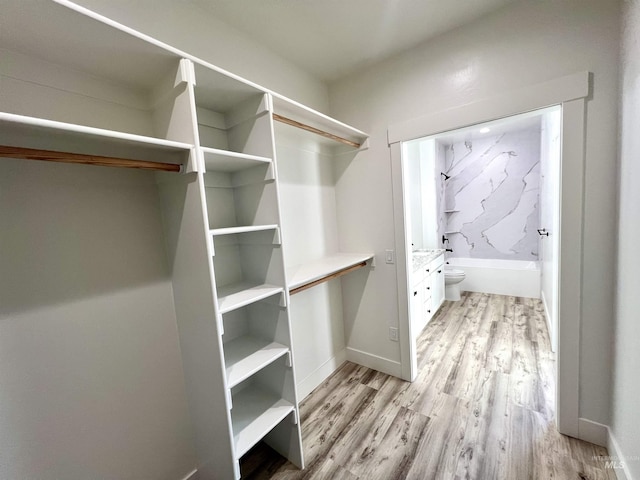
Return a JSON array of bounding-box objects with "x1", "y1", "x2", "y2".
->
[
  {"x1": 540, "y1": 290, "x2": 557, "y2": 353},
  {"x1": 387, "y1": 72, "x2": 590, "y2": 439},
  {"x1": 555, "y1": 97, "x2": 585, "y2": 438},
  {"x1": 346, "y1": 347, "x2": 402, "y2": 378},
  {"x1": 387, "y1": 71, "x2": 589, "y2": 145},
  {"x1": 608, "y1": 428, "x2": 634, "y2": 480},
  {"x1": 179, "y1": 469, "x2": 199, "y2": 480},
  {"x1": 297, "y1": 349, "x2": 347, "y2": 400},
  {"x1": 578, "y1": 417, "x2": 608, "y2": 447},
  {"x1": 390, "y1": 142, "x2": 416, "y2": 381}
]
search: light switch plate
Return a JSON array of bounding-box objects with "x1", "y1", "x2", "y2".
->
[{"x1": 385, "y1": 249, "x2": 395, "y2": 264}]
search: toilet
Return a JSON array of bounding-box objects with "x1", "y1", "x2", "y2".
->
[{"x1": 444, "y1": 267, "x2": 466, "y2": 301}]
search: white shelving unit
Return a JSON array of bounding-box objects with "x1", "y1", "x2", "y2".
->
[{"x1": 1, "y1": 1, "x2": 369, "y2": 479}]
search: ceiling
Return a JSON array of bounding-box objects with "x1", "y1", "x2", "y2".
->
[{"x1": 193, "y1": 0, "x2": 520, "y2": 82}]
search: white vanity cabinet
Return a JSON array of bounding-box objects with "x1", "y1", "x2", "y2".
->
[
  {"x1": 411, "y1": 252, "x2": 445, "y2": 338},
  {"x1": 428, "y1": 256, "x2": 446, "y2": 315}
]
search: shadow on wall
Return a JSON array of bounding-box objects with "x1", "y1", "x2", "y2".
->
[{"x1": 0, "y1": 158, "x2": 173, "y2": 315}]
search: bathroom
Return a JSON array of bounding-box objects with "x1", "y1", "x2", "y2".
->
[{"x1": 404, "y1": 106, "x2": 561, "y2": 345}]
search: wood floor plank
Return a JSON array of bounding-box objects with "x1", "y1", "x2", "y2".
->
[
  {"x1": 241, "y1": 292, "x2": 619, "y2": 480},
  {"x1": 455, "y1": 370, "x2": 511, "y2": 480},
  {"x1": 405, "y1": 392, "x2": 470, "y2": 479},
  {"x1": 300, "y1": 381, "x2": 377, "y2": 467},
  {"x1": 348, "y1": 406, "x2": 430, "y2": 479},
  {"x1": 329, "y1": 375, "x2": 404, "y2": 470}
]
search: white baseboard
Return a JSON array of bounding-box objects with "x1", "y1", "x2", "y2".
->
[
  {"x1": 574, "y1": 420, "x2": 636, "y2": 479},
  {"x1": 607, "y1": 428, "x2": 635, "y2": 480},
  {"x1": 180, "y1": 469, "x2": 198, "y2": 480},
  {"x1": 346, "y1": 347, "x2": 402, "y2": 378},
  {"x1": 297, "y1": 349, "x2": 347, "y2": 399},
  {"x1": 578, "y1": 417, "x2": 608, "y2": 447}
]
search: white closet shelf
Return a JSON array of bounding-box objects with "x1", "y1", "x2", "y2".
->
[
  {"x1": 0, "y1": 113, "x2": 192, "y2": 168},
  {"x1": 224, "y1": 337, "x2": 289, "y2": 388},
  {"x1": 271, "y1": 95, "x2": 368, "y2": 150},
  {"x1": 232, "y1": 386, "x2": 295, "y2": 458},
  {"x1": 287, "y1": 253, "x2": 374, "y2": 295},
  {"x1": 202, "y1": 147, "x2": 272, "y2": 173},
  {"x1": 211, "y1": 224, "x2": 279, "y2": 237},
  {"x1": 217, "y1": 283, "x2": 284, "y2": 314},
  {"x1": 444, "y1": 231, "x2": 461, "y2": 234},
  {"x1": 444, "y1": 210, "x2": 460, "y2": 213}
]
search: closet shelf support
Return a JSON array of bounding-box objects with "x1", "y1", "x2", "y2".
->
[
  {"x1": 272, "y1": 113, "x2": 361, "y2": 149},
  {"x1": 0, "y1": 145, "x2": 182, "y2": 172}
]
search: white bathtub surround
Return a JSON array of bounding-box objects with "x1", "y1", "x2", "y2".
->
[
  {"x1": 439, "y1": 125, "x2": 542, "y2": 261},
  {"x1": 446, "y1": 257, "x2": 541, "y2": 299}
]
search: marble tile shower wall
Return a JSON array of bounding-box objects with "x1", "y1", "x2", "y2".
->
[{"x1": 439, "y1": 127, "x2": 542, "y2": 260}]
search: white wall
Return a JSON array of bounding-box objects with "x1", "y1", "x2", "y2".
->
[
  {"x1": 405, "y1": 140, "x2": 424, "y2": 249},
  {"x1": 611, "y1": 0, "x2": 640, "y2": 477},
  {"x1": 539, "y1": 108, "x2": 561, "y2": 352},
  {"x1": 72, "y1": 0, "x2": 328, "y2": 112},
  {"x1": 330, "y1": 0, "x2": 619, "y2": 425},
  {"x1": 0, "y1": 160, "x2": 196, "y2": 480}
]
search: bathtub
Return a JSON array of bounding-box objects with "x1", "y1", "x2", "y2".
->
[{"x1": 446, "y1": 257, "x2": 540, "y2": 299}]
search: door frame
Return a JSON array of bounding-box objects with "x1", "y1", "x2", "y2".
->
[{"x1": 388, "y1": 71, "x2": 589, "y2": 438}]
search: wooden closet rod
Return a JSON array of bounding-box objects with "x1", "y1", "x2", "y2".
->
[
  {"x1": 272, "y1": 113, "x2": 361, "y2": 149},
  {"x1": 0, "y1": 146, "x2": 181, "y2": 172},
  {"x1": 289, "y1": 261, "x2": 368, "y2": 295}
]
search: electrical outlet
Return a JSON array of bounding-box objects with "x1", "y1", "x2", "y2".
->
[
  {"x1": 389, "y1": 326, "x2": 399, "y2": 342},
  {"x1": 385, "y1": 249, "x2": 395, "y2": 264}
]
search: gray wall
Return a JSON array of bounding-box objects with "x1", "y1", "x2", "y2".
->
[
  {"x1": 329, "y1": 0, "x2": 620, "y2": 426},
  {"x1": 612, "y1": 0, "x2": 640, "y2": 477},
  {"x1": 0, "y1": 160, "x2": 196, "y2": 479}
]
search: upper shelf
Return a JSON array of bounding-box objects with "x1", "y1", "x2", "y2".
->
[
  {"x1": 287, "y1": 253, "x2": 374, "y2": 295},
  {"x1": 271, "y1": 95, "x2": 369, "y2": 151},
  {"x1": 0, "y1": 113, "x2": 192, "y2": 170}
]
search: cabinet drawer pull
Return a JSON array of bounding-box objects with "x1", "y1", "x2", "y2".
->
[
  {"x1": 413, "y1": 291, "x2": 418, "y2": 296},
  {"x1": 427, "y1": 309, "x2": 431, "y2": 313},
  {"x1": 425, "y1": 268, "x2": 430, "y2": 272},
  {"x1": 437, "y1": 269, "x2": 442, "y2": 273},
  {"x1": 427, "y1": 286, "x2": 430, "y2": 290}
]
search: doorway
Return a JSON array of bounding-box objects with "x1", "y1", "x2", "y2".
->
[
  {"x1": 388, "y1": 72, "x2": 589, "y2": 437},
  {"x1": 399, "y1": 105, "x2": 562, "y2": 418}
]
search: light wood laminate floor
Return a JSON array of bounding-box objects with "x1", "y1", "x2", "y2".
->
[{"x1": 241, "y1": 293, "x2": 616, "y2": 479}]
